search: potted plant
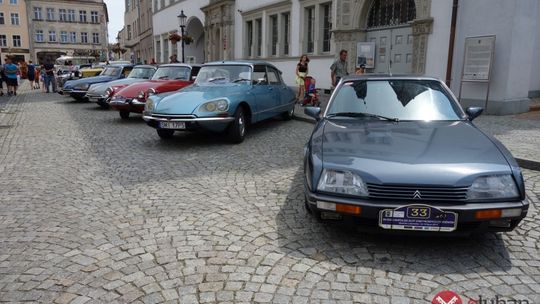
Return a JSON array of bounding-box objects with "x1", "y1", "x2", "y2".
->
[
  {"x1": 182, "y1": 35, "x2": 193, "y2": 45},
  {"x1": 169, "y1": 33, "x2": 181, "y2": 44}
]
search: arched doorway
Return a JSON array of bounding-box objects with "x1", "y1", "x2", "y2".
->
[
  {"x1": 184, "y1": 17, "x2": 205, "y2": 64},
  {"x1": 366, "y1": 0, "x2": 416, "y2": 74}
]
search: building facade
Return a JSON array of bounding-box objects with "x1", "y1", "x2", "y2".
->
[
  {"x1": 122, "y1": 0, "x2": 153, "y2": 64},
  {"x1": 153, "y1": 0, "x2": 540, "y2": 114},
  {"x1": 0, "y1": 0, "x2": 30, "y2": 63},
  {"x1": 26, "y1": 0, "x2": 109, "y2": 64}
]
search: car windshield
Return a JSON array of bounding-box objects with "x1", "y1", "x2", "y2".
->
[
  {"x1": 151, "y1": 66, "x2": 190, "y2": 80},
  {"x1": 326, "y1": 79, "x2": 465, "y2": 121},
  {"x1": 195, "y1": 65, "x2": 252, "y2": 85},
  {"x1": 100, "y1": 67, "x2": 121, "y2": 77},
  {"x1": 128, "y1": 67, "x2": 155, "y2": 79}
]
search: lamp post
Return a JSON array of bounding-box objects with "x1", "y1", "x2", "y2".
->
[
  {"x1": 177, "y1": 10, "x2": 187, "y2": 63},
  {"x1": 116, "y1": 35, "x2": 121, "y2": 60}
]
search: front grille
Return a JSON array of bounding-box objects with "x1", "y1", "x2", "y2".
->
[{"x1": 366, "y1": 183, "x2": 469, "y2": 202}]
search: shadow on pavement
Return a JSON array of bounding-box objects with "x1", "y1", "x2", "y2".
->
[{"x1": 276, "y1": 167, "x2": 513, "y2": 275}]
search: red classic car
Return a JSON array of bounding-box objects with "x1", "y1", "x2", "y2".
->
[{"x1": 109, "y1": 64, "x2": 201, "y2": 119}]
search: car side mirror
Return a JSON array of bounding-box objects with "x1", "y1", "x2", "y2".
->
[
  {"x1": 304, "y1": 107, "x2": 321, "y2": 121},
  {"x1": 466, "y1": 107, "x2": 484, "y2": 121}
]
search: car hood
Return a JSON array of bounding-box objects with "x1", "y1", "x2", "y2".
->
[
  {"x1": 153, "y1": 85, "x2": 246, "y2": 114},
  {"x1": 116, "y1": 80, "x2": 192, "y2": 97},
  {"x1": 88, "y1": 78, "x2": 145, "y2": 95},
  {"x1": 318, "y1": 119, "x2": 512, "y2": 186},
  {"x1": 65, "y1": 76, "x2": 115, "y2": 88}
]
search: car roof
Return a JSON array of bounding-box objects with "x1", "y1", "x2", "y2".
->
[
  {"x1": 203, "y1": 60, "x2": 280, "y2": 70},
  {"x1": 133, "y1": 65, "x2": 157, "y2": 69},
  {"x1": 341, "y1": 74, "x2": 442, "y2": 82},
  {"x1": 105, "y1": 64, "x2": 135, "y2": 68},
  {"x1": 157, "y1": 63, "x2": 202, "y2": 68}
]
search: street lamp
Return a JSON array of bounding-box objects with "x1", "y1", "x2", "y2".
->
[{"x1": 177, "y1": 10, "x2": 187, "y2": 63}]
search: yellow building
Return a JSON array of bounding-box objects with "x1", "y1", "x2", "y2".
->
[
  {"x1": 0, "y1": 0, "x2": 30, "y2": 63},
  {"x1": 25, "y1": 0, "x2": 109, "y2": 64}
]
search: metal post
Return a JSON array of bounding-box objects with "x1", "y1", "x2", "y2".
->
[{"x1": 181, "y1": 26, "x2": 185, "y2": 63}]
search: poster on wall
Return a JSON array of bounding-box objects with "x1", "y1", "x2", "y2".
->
[
  {"x1": 356, "y1": 42, "x2": 375, "y2": 69},
  {"x1": 462, "y1": 35, "x2": 495, "y2": 81}
]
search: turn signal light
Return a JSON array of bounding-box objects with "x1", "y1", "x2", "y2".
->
[
  {"x1": 475, "y1": 209, "x2": 502, "y2": 219},
  {"x1": 336, "y1": 204, "x2": 362, "y2": 215}
]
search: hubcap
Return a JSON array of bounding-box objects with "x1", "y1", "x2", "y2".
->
[{"x1": 238, "y1": 115, "x2": 245, "y2": 136}]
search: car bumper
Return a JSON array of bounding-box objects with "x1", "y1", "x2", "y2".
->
[
  {"x1": 86, "y1": 93, "x2": 109, "y2": 103},
  {"x1": 304, "y1": 187, "x2": 529, "y2": 234},
  {"x1": 143, "y1": 113, "x2": 234, "y2": 133},
  {"x1": 109, "y1": 99, "x2": 145, "y2": 113}
]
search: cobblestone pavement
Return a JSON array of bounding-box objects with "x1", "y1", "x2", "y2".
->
[{"x1": 0, "y1": 85, "x2": 539, "y2": 303}]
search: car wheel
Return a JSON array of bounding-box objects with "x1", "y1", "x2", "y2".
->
[
  {"x1": 119, "y1": 111, "x2": 130, "y2": 120},
  {"x1": 98, "y1": 102, "x2": 109, "y2": 109},
  {"x1": 227, "y1": 107, "x2": 246, "y2": 143},
  {"x1": 282, "y1": 106, "x2": 294, "y2": 120},
  {"x1": 73, "y1": 96, "x2": 85, "y2": 102},
  {"x1": 157, "y1": 129, "x2": 174, "y2": 139}
]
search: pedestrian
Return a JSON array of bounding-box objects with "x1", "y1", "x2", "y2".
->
[
  {"x1": 330, "y1": 49, "x2": 349, "y2": 88},
  {"x1": 34, "y1": 66, "x2": 41, "y2": 89},
  {"x1": 4, "y1": 57, "x2": 20, "y2": 96},
  {"x1": 150, "y1": 58, "x2": 157, "y2": 65},
  {"x1": 0, "y1": 59, "x2": 5, "y2": 96},
  {"x1": 355, "y1": 63, "x2": 366, "y2": 75},
  {"x1": 40, "y1": 65, "x2": 46, "y2": 92},
  {"x1": 27, "y1": 60, "x2": 36, "y2": 89},
  {"x1": 43, "y1": 60, "x2": 57, "y2": 93},
  {"x1": 170, "y1": 54, "x2": 179, "y2": 63},
  {"x1": 295, "y1": 54, "x2": 309, "y2": 102}
]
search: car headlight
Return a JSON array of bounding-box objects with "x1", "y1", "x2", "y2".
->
[
  {"x1": 317, "y1": 169, "x2": 368, "y2": 196},
  {"x1": 145, "y1": 99, "x2": 154, "y2": 112},
  {"x1": 467, "y1": 174, "x2": 519, "y2": 200},
  {"x1": 105, "y1": 87, "x2": 114, "y2": 97},
  {"x1": 147, "y1": 88, "x2": 157, "y2": 96},
  {"x1": 138, "y1": 91, "x2": 145, "y2": 100},
  {"x1": 74, "y1": 83, "x2": 90, "y2": 90},
  {"x1": 199, "y1": 99, "x2": 229, "y2": 112}
]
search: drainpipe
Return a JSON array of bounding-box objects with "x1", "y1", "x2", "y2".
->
[{"x1": 445, "y1": 0, "x2": 459, "y2": 86}]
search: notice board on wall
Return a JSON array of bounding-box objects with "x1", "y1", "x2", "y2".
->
[{"x1": 462, "y1": 35, "x2": 496, "y2": 82}]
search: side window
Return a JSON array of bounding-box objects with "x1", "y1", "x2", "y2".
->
[
  {"x1": 123, "y1": 67, "x2": 132, "y2": 77},
  {"x1": 252, "y1": 65, "x2": 267, "y2": 85},
  {"x1": 191, "y1": 66, "x2": 201, "y2": 78},
  {"x1": 267, "y1": 67, "x2": 281, "y2": 85}
]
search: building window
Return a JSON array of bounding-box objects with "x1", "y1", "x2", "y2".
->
[
  {"x1": 68, "y1": 9, "x2": 75, "y2": 22},
  {"x1": 79, "y1": 10, "x2": 87, "y2": 23},
  {"x1": 92, "y1": 33, "x2": 99, "y2": 44},
  {"x1": 48, "y1": 31, "x2": 56, "y2": 42},
  {"x1": 11, "y1": 36, "x2": 20, "y2": 50},
  {"x1": 47, "y1": 8, "x2": 55, "y2": 20},
  {"x1": 246, "y1": 21, "x2": 253, "y2": 57},
  {"x1": 34, "y1": 7, "x2": 43, "y2": 20},
  {"x1": 368, "y1": 0, "x2": 416, "y2": 28},
  {"x1": 269, "y1": 15, "x2": 278, "y2": 56},
  {"x1": 305, "y1": 7, "x2": 315, "y2": 53},
  {"x1": 11, "y1": 13, "x2": 19, "y2": 25},
  {"x1": 10, "y1": 0, "x2": 17, "y2": 4},
  {"x1": 70, "y1": 32, "x2": 76, "y2": 43},
  {"x1": 81, "y1": 32, "x2": 88, "y2": 43},
  {"x1": 127, "y1": 25, "x2": 132, "y2": 40},
  {"x1": 59, "y1": 9, "x2": 66, "y2": 21},
  {"x1": 91, "y1": 11, "x2": 98, "y2": 23},
  {"x1": 321, "y1": 3, "x2": 331, "y2": 53},
  {"x1": 282, "y1": 12, "x2": 290, "y2": 55},
  {"x1": 155, "y1": 39, "x2": 161, "y2": 63},
  {"x1": 0, "y1": 13, "x2": 4, "y2": 25},
  {"x1": 126, "y1": 0, "x2": 131, "y2": 11},
  {"x1": 163, "y1": 38, "x2": 169, "y2": 63},
  {"x1": 0, "y1": 35, "x2": 7, "y2": 47},
  {"x1": 60, "y1": 31, "x2": 68, "y2": 43},
  {"x1": 255, "y1": 18, "x2": 262, "y2": 57},
  {"x1": 36, "y1": 30, "x2": 44, "y2": 42}
]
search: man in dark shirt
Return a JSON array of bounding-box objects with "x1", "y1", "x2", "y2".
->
[{"x1": 43, "y1": 61, "x2": 56, "y2": 93}]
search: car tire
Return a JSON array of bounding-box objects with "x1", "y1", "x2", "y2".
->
[
  {"x1": 119, "y1": 111, "x2": 130, "y2": 120},
  {"x1": 157, "y1": 129, "x2": 174, "y2": 139},
  {"x1": 227, "y1": 107, "x2": 246, "y2": 143},
  {"x1": 98, "y1": 102, "x2": 109, "y2": 109},
  {"x1": 282, "y1": 106, "x2": 294, "y2": 120}
]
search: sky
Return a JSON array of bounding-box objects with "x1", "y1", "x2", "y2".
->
[{"x1": 104, "y1": 0, "x2": 125, "y2": 43}]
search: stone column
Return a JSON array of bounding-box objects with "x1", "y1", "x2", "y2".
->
[{"x1": 411, "y1": 18, "x2": 433, "y2": 75}]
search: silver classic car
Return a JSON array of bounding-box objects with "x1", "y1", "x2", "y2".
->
[{"x1": 303, "y1": 76, "x2": 528, "y2": 235}]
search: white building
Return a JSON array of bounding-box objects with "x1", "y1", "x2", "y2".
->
[{"x1": 153, "y1": 0, "x2": 540, "y2": 115}]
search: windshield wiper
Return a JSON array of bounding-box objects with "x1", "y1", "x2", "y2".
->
[
  {"x1": 232, "y1": 78, "x2": 251, "y2": 83},
  {"x1": 327, "y1": 112, "x2": 399, "y2": 122},
  {"x1": 208, "y1": 77, "x2": 227, "y2": 82}
]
